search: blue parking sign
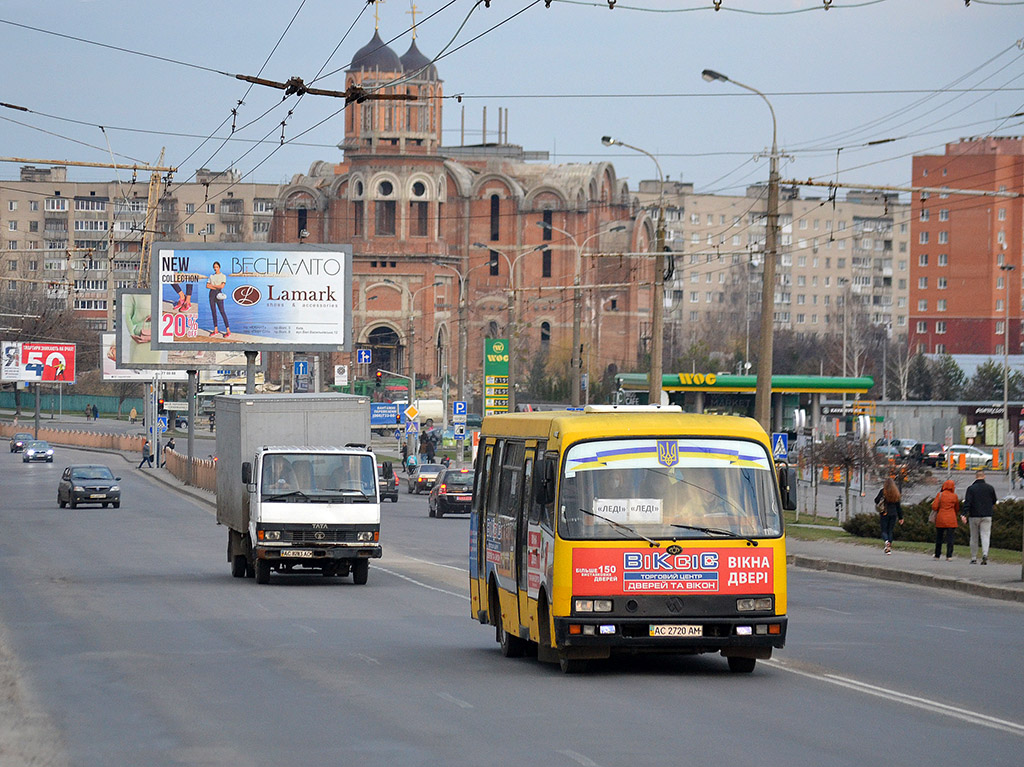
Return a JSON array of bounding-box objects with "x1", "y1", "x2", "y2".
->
[{"x1": 453, "y1": 400, "x2": 467, "y2": 416}]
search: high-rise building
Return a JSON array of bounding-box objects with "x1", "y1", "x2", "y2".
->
[{"x1": 910, "y1": 137, "x2": 1024, "y2": 356}]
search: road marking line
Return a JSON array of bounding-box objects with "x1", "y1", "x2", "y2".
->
[
  {"x1": 374, "y1": 565, "x2": 469, "y2": 601},
  {"x1": 390, "y1": 552, "x2": 465, "y2": 572},
  {"x1": 923, "y1": 624, "x2": 968, "y2": 633},
  {"x1": 766, "y1": 659, "x2": 1024, "y2": 736},
  {"x1": 352, "y1": 653, "x2": 381, "y2": 665},
  {"x1": 436, "y1": 691, "x2": 473, "y2": 709},
  {"x1": 557, "y1": 749, "x2": 601, "y2": 766}
]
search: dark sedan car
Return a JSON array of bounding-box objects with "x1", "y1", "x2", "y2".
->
[
  {"x1": 9, "y1": 432, "x2": 33, "y2": 452},
  {"x1": 22, "y1": 440, "x2": 54, "y2": 463},
  {"x1": 377, "y1": 461, "x2": 399, "y2": 502},
  {"x1": 58, "y1": 465, "x2": 121, "y2": 509},
  {"x1": 428, "y1": 468, "x2": 475, "y2": 518}
]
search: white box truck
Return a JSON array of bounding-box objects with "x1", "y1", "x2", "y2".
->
[{"x1": 216, "y1": 393, "x2": 382, "y2": 585}]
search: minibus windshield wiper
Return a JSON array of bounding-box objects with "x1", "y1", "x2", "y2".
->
[
  {"x1": 577, "y1": 507, "x2": 661, "y2": 548},
  {"x1": 668, "y1": 523, "x2": 758, "y2": 547}
]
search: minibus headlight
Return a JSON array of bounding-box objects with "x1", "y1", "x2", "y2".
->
[
  {"x1": 736, "y1": 597, "x2": 773, "y2": 612},
  {"x1": 593, "y1": 600, "x2": 613, "y2": 612},
  {"x1": 574, "y1": 599, "x2": 594, "y2": 613}
]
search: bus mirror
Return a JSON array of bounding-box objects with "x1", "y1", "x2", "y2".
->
[
  {"x1": 535, "y1": 458, "x2": 556, "y2": 505},
  {"x1": 777, "y1": 465, "x2": 796, "y2": 511},
  {"x1": 241, "y1": 461, "x2": 252, "y2": 485}
]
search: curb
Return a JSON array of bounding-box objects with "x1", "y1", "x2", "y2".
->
[{"x1": 788, "y1": 555, "x2": 1024, "y2": 604}]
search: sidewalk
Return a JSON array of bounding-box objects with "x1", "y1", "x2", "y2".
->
[
  {"x1": 94, "y1": 441, "x2": 1024, "y2": 605},
  {"x1": 787, "y1": 533, "x2": 1024, "y2": 603}
]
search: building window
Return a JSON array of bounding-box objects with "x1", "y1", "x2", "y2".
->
[
  {"x1": 918, "y1": 277, "x2": 928, "y2": 289},
  {"x1": 44, "y1": 198, "x2": 67, "y2": 212},
  {"x1": 540, "y1": 321, "x2": 550, "y2": 347},
  {"x1": 936, "y1": 321, "x2": 946, "y2": 334},
  {"x1": 542, "y1": 210, "x2": 552, "y2": 240},
  {"x1": 916, "y1": 321, "x2": 927, "y2": 333},
  {"x1": 185, "y1": 203, "x2": 195, "y2": 214},
  {"x1": 207, "y1": 203, "x2": 216, "y2": 214},
  {"x1": 489, "y1": 195, "x2": 500, "y2": 241},
  {"x1": 937, "y1": 299, "x2": 947, "y2": 312},
  {"x1": 997, "y1": 320, "x2": 1005, "y2": 335},
  {"x1": 920, "y1": 209, "x2": 929, "y2": 221},
  {"x1": 938, "y1": 231, "x2": 948, "y2": 244},
  {"x1": 918, "y1": 254, "x2": 928, "y2": 267},
  {"x1": 919, "y1": 232, "x2": 929, "y2": 244},
  {"x1": 374, "y1": 200, "x2": 395, "y2": 236},
  {"x1": 185, "y1": 223, "x2": 194, "y2": 234},
  {"x1": 253, "y1": 221, "x2": 270, "y2": 235},
  {"x1": 542, "y1": 249, "x2": 551, "y2": 278},
  {"x1": 410, "y1": 201, "x2": 428, "y2": 237},
  {"x1": 939, "y1": 209, "x2": 949, "y2": 221},
  {"x1": 918, "y1": 299, "x2": 927, "y2": 311},
  {"x1": 938, "y1": 253, "x2": 948, "y2": 267},
  {"x1": 937, "y1": 277, "x2": 947, "y2": 289},
  {"x1": 998, "y1": 208, "x2": 1007, "y2": 221}
]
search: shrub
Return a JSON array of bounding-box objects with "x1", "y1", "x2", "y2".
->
[{"x1": 842, "y1": 497, "x2": 1022, "y2": 551}]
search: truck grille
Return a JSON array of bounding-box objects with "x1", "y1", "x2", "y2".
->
[{"x1": 289, "y1": 530, "x2": 362, "y2": 543}]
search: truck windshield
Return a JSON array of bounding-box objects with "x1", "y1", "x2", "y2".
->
[
  {"x1": 261, "y1": 452, "x2": 377, "y2": 502},
  {"x1": 557, "y1": 437, "x2": 782, "y2": 541}
]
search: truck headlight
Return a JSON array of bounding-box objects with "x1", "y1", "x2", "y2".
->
[
  {"x1": 357, "y1": 531, "x2": 376, "y2": 542},
  {"x1": 264, "y1": 530, "x2": 281, "y2": 541}
]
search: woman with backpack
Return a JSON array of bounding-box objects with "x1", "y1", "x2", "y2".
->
[{"x1": 873, "y1": 477, "x2": 904, "y2": 555}]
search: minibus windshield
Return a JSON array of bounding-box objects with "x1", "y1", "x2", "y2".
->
[{"x1": 557, "y1": 437, "x2": 782, "y2": 540}]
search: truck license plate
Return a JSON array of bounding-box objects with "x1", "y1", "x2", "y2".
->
[
  {"x1": 282, "y1": 550, "x2": 314, "y2": 558},
  {"x1": 649, "y1": 624, "x2": 702, "y2": 637}
]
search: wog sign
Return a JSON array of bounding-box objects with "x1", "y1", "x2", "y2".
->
[{"x1": 1, "y1": 341, "x2": 76, "y2": 383}]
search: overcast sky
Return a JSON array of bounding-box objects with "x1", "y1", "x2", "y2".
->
[{"x1": 1, "y1": 0, "x2": 1019, "y2": 200}]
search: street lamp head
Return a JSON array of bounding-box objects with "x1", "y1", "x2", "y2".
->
[
  {"x1": 472, "y1": 241, "x2": 487, "y2": 249},
  {"x1": 609, "y1": 225, "x2": 626, "y2": 233},
  {"x1": 535, "y1": 221, "x2": 551, "y2": 232},
  {"x1": 702, "y1": 68, "x2": 728, "y2": 83},
  {"x1": 601, "y1": 136, "x2": 615, "y2": 147}
]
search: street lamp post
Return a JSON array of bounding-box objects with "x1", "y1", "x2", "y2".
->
[
  {"x1": 702, "y1": 68, "x2": 780, "y2": 432},
  {"x1": 1000, "y1": 263, "x2": 1015, "y2": 489},
  {"x1": 535, "y1": 222, "x2": 626, "y2": 407},
  {"x1": 601, "y1": 136, "x2": 666, "y2": 407},
  {"x1": 472, "y1": 242, "x2": 545, "y2": 414}
]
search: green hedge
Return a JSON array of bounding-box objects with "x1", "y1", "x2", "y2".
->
[{"x1": 843, "y1": 498, "x2": 1023, "y2": 552}]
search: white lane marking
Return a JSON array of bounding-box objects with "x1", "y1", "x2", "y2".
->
[
  {"x1": 436, "y1": 691, "x2": 473, "y2": 709},
  {"x1": 393, "y1": 552, "x2": 466, "y2": 572},
  {"x1": 557, "y1": 749, "x2": 601, "y2": 766},
  {"x1": 373, "y1": 565, "x2": 470, "y2": 601},
  {"x1": 352, "y1": 653, "x2": 381, "y2": 665},
  {"x1": 295, "y1": 624, "x2": 317, "y2": 634},
  {"x1": 767, "y1": 660, "x2": 1024, "y2": 737},
  {"x1": 814, "y1": 606, "x2": 853, "y2": 615},
  {"x1": 923, "y1": 624, "x2": 968, "y2": 633}
]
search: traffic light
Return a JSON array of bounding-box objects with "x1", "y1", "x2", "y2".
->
[
  {"x1": 375, "y1": 370, "x2": 383, "y2": 388},
  {"x1": 157, "y1": 398, "x2": 166, "y2": 414}
]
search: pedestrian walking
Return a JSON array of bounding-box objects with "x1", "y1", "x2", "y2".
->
[
  {"x1": 962, "y1": 468, "x2": 996, "y2": 565},
  {"x1": 129, "y1": 407, "x2": 138, "y2": 424},
  {"x1": 85, "y1": 404, "x2": 92, "y2": 421},
  {"x1": 92, "y1": 404, "x2": 98, "y2": 421},
  {"x1": 1017, "y1": 459, "x2": 1024, "y2": 492},
  {"x1": 873, "y1": 477, "x2": 904, "y2": 555},
  {"x1": 138, "y1": 440, "x2": 153, "y2": 469},
  {"x1": 930, "y1": 478, "x2": 962, "y2": 561},
  {"x1": 161, "y1": 437, "x2": 175, "y2": 468}
]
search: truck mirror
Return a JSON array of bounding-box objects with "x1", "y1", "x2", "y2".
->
[
  {"x1": 777, "y1": 465, "x2": 796, "y2": 511},
  {"x1": 241, "y1": 461, "x2": 252, "y2": 484}
]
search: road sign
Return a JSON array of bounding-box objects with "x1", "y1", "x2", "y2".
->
[
  {"x1": 405, "y1": 420, "x2": 420, "y2": 437},
  {"x1": 771, "y1": 432, "x2": 788, "y2": 461},
  {"x1": 334, "y1": 364, "x2": 348, "y2": 386},
  {"x1": 393, "y1": 429, "x2": 402, "y2": 441},
  {"x1": 454, "y1": 424, "x2": 466, "y2": 438},
  {"x1": 294, "y1": 360, "x2": 309, "y2": 377},
  {"x1": 357, "y1": 349, "x2": 372, "y2": 365},
  {"x1": 453, "y1": 400, "x2": 467, "y2": 416},
  {"x1": 157, "y1": 416, "x2": 168, "y2": 434},
  {"x1": 452, "y1": 414, "x2": 467, "y2": 424},
  {"x1": 163, "y1": 401, "x2": 188, "y2": 412},
  {"x1": 404, "y1": 404, "x2": 419, "y2": 421}
]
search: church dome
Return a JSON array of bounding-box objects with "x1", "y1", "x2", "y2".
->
[
  {"x1": 349, "y1": 31, "x2": 403, "y2": 72},
  {"x1": 400, "y1": 40, "x2": 437, "y2": 81}
]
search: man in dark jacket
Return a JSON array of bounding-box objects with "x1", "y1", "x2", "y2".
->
[{"x1": 962, "y1": 469, "x2": 996, "y2": 565}]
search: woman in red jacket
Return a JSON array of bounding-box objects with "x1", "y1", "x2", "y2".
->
[{"x1": 931, "y1": 478, "x2": 962, "y2": 561}]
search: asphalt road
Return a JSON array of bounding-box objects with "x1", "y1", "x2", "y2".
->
[{"x1": 1, "y1": 445, "x2": 1022, "y2": 766}]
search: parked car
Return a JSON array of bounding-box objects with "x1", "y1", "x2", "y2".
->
[
  {"x1": 58, "y1": 465, "x2": 121, "y2": 509},
  {"x1": 174, "y1": 415, "x2": 189, "y2": 429},
  {"x1": 377, "y1": 461, "x2": 399, "y2": 502},
  {"x1": 946, "y1": 444, "x2": 993, "y2": 470},
  {"x1": 9, "y1": 432, "x2": 33, "y2": 452},
  {"x1": 874, "y1": 444, "x2": 901, "y2": 460},
  {"x1": 408, "y1": 462, "x2": 444, "y2": 494},
  {"x1": 22, "y1": 440, "x2": 54, "y2": 463},
  {"x1": 909, "y1": 442, "x2": 944, "y2": 466},
  {"x1": 874, "y1": 438, "x2": 918, "y2": 458},
  {"x1": 428, "y1": 468, "x2": 476, "y2": 518}
]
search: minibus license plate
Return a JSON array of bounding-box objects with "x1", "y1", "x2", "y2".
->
[
  {"x1": 282, "y1": 550, "x2": 313, "y2": 558},
  {"x1": 649, "y1": 624, "x2": 702, "y2": 637}
]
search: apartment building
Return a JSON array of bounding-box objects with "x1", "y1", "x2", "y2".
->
[
  {"x1": 636, "y1": 181, "x2": 910, "y2": 362},
  {"x1": 910, "y1": 137, "x2": 1024, "y2": 356},
  {"x1": 1, "y1": 166, "x2": 280, "y2": 329}
]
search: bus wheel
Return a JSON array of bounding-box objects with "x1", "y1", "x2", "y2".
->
[
  {"x1": 559, "y1": 656, "x2": 588, "y2": 674},
  {"x1": 497, "y1": 621, "x2": 525, "y2": 658},
  {"x1": 727, "y1": 656, "x2": 756, "y2": 673}
]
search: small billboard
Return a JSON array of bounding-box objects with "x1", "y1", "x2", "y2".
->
[
  {"x1": 150, "y1": 243, "x2": 352, "y2": 351},
  {"x1": 1, "y1": 341, "x2": 76, "y2": 383}
]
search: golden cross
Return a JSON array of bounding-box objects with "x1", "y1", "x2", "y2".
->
[
  {"x1": 407, "y1": 2, "x2": 419, "y2": 39},
  {"x1": 374, "y1": 0, "x2": 385, "y2": 31}
]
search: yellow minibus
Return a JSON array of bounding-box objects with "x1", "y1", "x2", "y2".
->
[{"x1": 469, "y1": 405, "x2": 794, "y2": 673}]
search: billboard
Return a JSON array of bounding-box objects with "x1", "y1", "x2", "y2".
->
[
  {"x1": 483, "y1": 338, "x2": 509, "y2": 416},
  {"x1": 102, "y1": 333, "x2": 187, "y2": 381},
  {"x1": 150, "y1": 243, "x2": 352, "y2": 351},
  {"x1": 116, "y1": 289, "x2": 262, "y2": 371},
  {"x1": 1, "y1": 341, "x2": 77, "y2": 383}
]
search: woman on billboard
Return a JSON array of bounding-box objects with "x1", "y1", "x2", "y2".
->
[{"x1": 206, "y1": 261, "x2": 231, "y2": 338}]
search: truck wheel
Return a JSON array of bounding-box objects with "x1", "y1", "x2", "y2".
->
[
  {"x1": 231, "y1": 554, "x2": 247, "y2": 578},
  {"x1": 352, "y1": 560, "x2": 369, "y2": 585},
  {"x1": 254, "y1": 559, "x2": 271, "y2": 584}
]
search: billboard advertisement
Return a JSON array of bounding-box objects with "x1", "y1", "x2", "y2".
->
[
  {"x1": 116, "y1": 289, "x2": 262, "y2": 371},
  {"x1": 483, "y1": 338, "x2": 509, "y2": 416},
  {"x1": 102, "y1": 333, "x2": 187, "y2": 381},
  {"x1": 1, "y1": 341, "x2": 76, "y2": 383},
  {"x1": 150, "y1": 243, "x2": 352, "y2": 351}
]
